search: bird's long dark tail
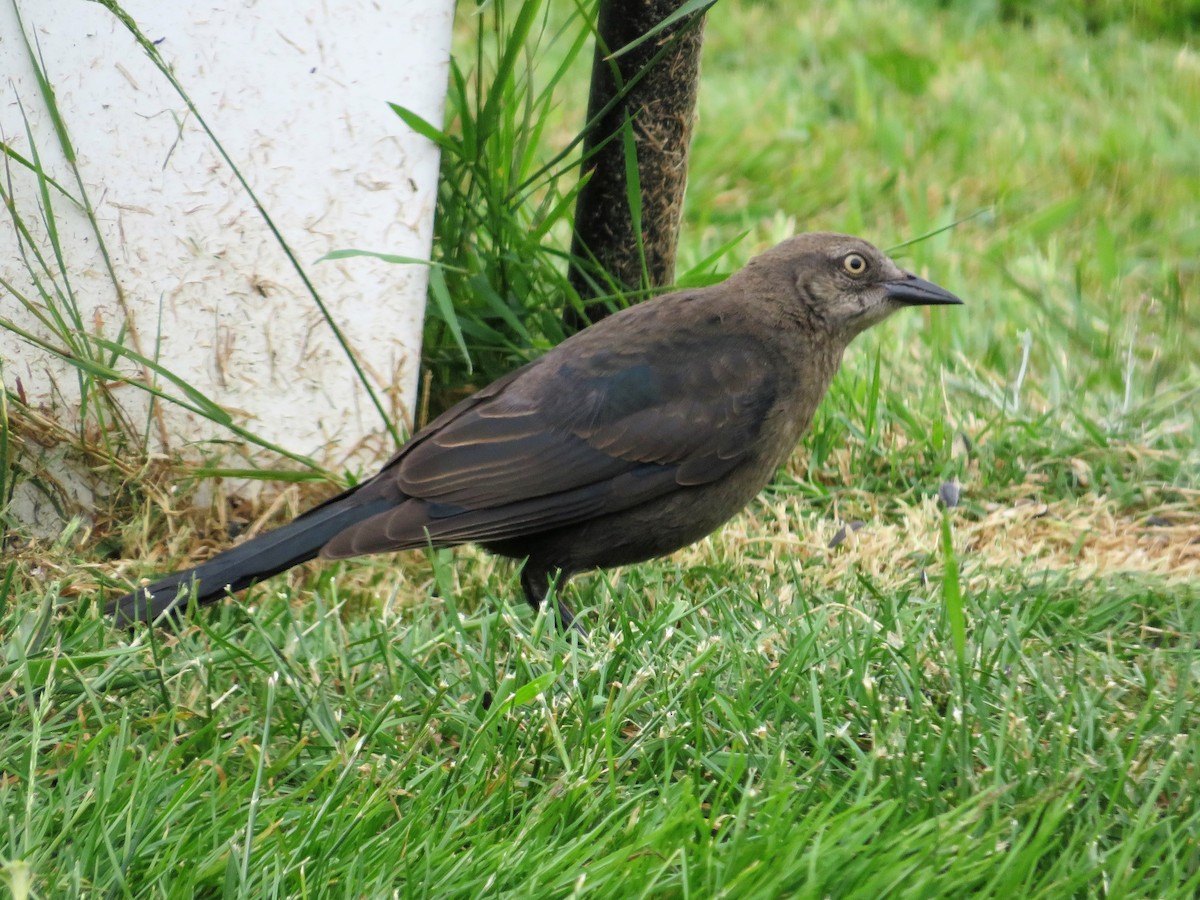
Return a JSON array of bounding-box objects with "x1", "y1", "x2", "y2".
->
[{"x1": 108, "y1": 491, "x2": 394, "y2": 626}]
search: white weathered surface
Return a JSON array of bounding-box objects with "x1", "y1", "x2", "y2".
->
[{"x1": 0, "y1": 0, "x2": 452, "y2": 527}]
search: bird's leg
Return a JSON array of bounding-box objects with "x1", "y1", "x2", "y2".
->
[
  {"x1": 520, "y1": 564, "x2": 587, "y2": 637},
  {"x1": 554, "y1": 598, "x2": 584, "y2": 637}
]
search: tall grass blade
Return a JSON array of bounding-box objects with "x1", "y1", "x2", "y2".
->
[{"x1": 940, "y1": 512, "x2": 966, "y2": 668}]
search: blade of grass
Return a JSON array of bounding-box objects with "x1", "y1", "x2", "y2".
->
[
  {"x1": 940, "y1": 511, "x2": 966, "y2": 672},
  {"x1": 620, "y1": 115, "x2": 649, "y2": 291}
]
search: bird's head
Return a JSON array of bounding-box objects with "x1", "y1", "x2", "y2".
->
[{"x1": 750, "y1": 232, "x2": 962, "y2": 340}]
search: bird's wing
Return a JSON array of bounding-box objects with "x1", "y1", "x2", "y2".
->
[
  {"x1": 400, "y1": 328, "x2": 780, "y2": 505},
  {"x1": 321, "y1": 323, "x2": 781, "y2": 556}
]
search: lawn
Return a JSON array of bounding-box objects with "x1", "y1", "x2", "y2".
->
[{"x1": 2, "y1": 0, "x2": 1198, "y2": 897}]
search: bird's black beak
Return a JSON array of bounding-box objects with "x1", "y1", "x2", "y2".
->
[{"x1": 885, "y1": 273, "x2": 963, "y2": 306}]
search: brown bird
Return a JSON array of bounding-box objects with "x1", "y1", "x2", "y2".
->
[{"x1": 110, "y1": 233, "x2": 962, "y2": 630}]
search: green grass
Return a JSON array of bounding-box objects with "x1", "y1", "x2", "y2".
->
[{"x1": 2, "y1": 0, "x2": 1199, "y2": 897}]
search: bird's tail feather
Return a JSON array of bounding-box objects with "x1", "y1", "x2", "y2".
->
[{"x1": 108, "y1": 493, "x2": 393, "y2": 626}]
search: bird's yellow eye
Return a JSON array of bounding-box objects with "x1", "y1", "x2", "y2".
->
[{"x1": 842, "y1": 252, "x2": 868, "y2": 277}]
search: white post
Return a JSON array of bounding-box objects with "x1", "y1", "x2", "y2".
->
[{"x1": 0, "y1": 0, "x2": 454, "y2": 528}]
